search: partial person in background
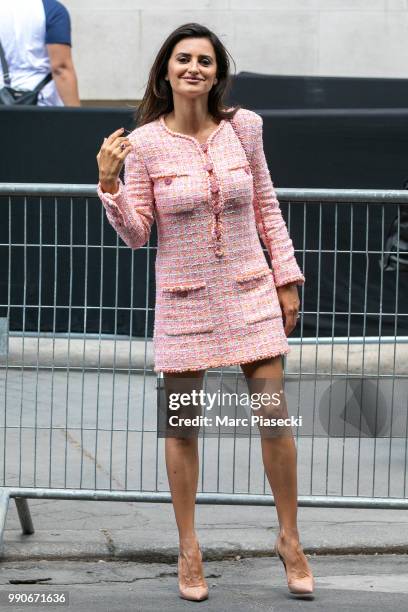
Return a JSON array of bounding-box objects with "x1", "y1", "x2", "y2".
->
[{"x1": 0, "y1": 0, "x2": 80, "y2": 106}]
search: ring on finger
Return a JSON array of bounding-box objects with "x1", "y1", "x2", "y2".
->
[
  {"x1": 115, "y1": 139, "x2": 130, "y2": 152},
  {"x1": 119, "y1": 140, "x2": 131, "y2": 151}
]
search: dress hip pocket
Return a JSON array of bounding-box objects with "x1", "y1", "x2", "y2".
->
[
  {"x1": 161, "y1": 280, "x2": 214, "y2": 336},
  {"x1": 235, "y1": 267, "x2": 282, "y2": 324}
]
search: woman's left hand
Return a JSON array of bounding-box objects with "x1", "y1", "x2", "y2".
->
[{"x1": 276, "y1": 282, "x2": 300, "y2": 336}]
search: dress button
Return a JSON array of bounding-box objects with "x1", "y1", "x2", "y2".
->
[
  {"x1": 215, "y1": 248, "x2": 224, "y2": 258},
  {"x1": 205, "y1": 162, "x2": 213, "y2": 172},
  {"x1": 213, "y1": 203, "x2": 221, "y2": 214},
  {"x1": 210, "y1": 183, "x2": 219, "y2": 193},
  {"x1": 245, "y1": 166, "x2": 251, "y2": 174},
  {"x1": 164, "y1": 177, "x2": 172, "y2": 185},
  {"x1": 201, "y1": 143, "x2": 208, "y2": 152}
]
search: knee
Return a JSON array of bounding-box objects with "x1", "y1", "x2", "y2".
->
[{"x1": 166, "y1": 435, "x2": 198, "y2": 446}]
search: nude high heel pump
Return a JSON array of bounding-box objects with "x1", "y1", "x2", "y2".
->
[
  {"x1": 178, "y1": 544, "x2": 209, "y2": 601},
  {"x1": 275, "y1": 535, "x2": 314, "y2": 595}
]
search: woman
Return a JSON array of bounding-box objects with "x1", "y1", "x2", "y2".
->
[{"x1": 96, "y1": 22, "x2": 314, "y2": 602}]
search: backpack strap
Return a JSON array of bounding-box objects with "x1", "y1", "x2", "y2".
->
[
  {"x1": 0, "y1": 38, "x2": 52, "y2": 94},
  {"x1": 0, "y1": 40, "x2": 11, "y2": 86},
  {"x1": 32, "y1": 72, "x2": 53, "y2": 93}
]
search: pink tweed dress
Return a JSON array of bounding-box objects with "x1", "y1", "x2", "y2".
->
[{"x1": 97, "y1": 107, "x2": 305, "y2": 373}]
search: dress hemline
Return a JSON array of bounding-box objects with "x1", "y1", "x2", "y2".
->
[{"x1": 154, "y1": 346, "x2": 290, "y2": 374}]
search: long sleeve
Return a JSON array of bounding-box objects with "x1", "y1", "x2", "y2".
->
[
  {"x1": 250, "y1": 114, "x2": 305, "y2": 287},
  {"x1": 96, "y1": 141, "x2": 155, "y2": 250}
]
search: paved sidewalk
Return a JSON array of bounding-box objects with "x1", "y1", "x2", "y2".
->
[
  {"x1": 1, "y1": 555, "x2": 408, "y2": 611},
  {"x1": 2, "y1": 497, "x2": 408, "y2": 561}
]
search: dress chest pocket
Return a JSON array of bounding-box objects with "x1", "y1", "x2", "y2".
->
[
  {"x1": 150, "y1": 170, "x2": 195, "y2": 214},
  {"x1": 225, "y1": 162, "x2": 254, "y2": 205},
  {"x1": 235, "y1": 267, "x2": 282, "y2": 324},
  {"x1": 161, "y1": 281, "x2": 214, "y2": 336}
]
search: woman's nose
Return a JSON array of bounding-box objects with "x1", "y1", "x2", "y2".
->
[{"x1": 188, "y1": 61, "x2": 200, "y2": 72}]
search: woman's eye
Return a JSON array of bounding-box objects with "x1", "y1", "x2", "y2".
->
[{"x1": 178, "y1": 57, "x2": 211, "y2": 65}]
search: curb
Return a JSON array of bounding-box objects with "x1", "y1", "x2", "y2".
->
[{"x1": 2, "y1": 544, "x2": 408, "y2": 563}]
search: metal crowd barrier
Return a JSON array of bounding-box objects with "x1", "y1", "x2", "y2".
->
[{"x1": 1, "y1": 184, "x2": 407, "y2": 553}]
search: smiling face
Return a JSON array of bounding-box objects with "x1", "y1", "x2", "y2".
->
[{"x1": 165, "y1": 37, "x2": 218, "y2": 99}]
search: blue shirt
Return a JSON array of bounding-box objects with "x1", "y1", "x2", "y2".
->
[{"x1": 42, "y1": 0, "x2": 71, "y2": 46}]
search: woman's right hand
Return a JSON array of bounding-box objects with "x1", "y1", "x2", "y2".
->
[{"x1": 96, "y1": 127, "x2": 133, "y2": 194}]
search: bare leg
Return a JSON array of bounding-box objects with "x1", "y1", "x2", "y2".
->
[
  {"x1": 166, "y1": 435, "x2": 200, "y2": 542},
  {"x1": 163, "y1": 369, "x2": 208, "y2": 600},
  {"x1": 240, "y1": 356, "x2": 314, "y2": 583}
]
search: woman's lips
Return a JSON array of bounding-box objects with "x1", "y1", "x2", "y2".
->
[{"x1": 183, "y1": 77, "x2": 203, "y2": 82}]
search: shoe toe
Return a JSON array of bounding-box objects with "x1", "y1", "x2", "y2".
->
[
  {"x1": 288, "y1": 576, "x2": 314, "y2": 595},
  {"x1": 179, "y1": 585, "x2": 209, "y2": 601}
]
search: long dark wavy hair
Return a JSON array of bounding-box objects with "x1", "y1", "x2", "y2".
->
[{"x1": 135, "y1": 23, "x2": 240, "y2": 127}]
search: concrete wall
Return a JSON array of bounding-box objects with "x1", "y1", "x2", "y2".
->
[{"x1": 63, "y1": 0, "x2": 408, "y2": 101}]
